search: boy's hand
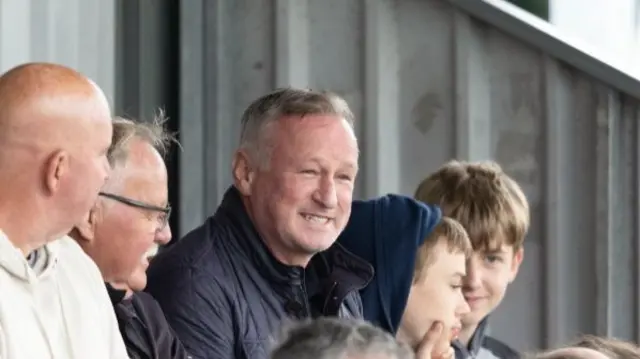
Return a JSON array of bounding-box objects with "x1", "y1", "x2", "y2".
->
[{"x1": 415, "y1": 322, "x2": 454, "y2": 359}]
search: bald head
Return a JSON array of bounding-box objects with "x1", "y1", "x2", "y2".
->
[
  {"x1": 537, "y1": 347, "x2": 611, "y2": 359},
  {"x1": 0, "y1": 62, "x2": 112, "y2": 254},
  {"x1": 0, "y1": 63, "x2": 110, "y2": 155}
]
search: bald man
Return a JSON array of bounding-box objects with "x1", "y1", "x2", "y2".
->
[
  {"x1": 536, "y1": 347, "x2": 611, "y2": 359},
  {"x1": 0, "y1": 63, "x2": 128, "y2": 358}
]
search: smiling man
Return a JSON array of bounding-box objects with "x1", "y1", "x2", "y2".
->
[
  {"x1": 71, "y1": 115, "x2": 190, "y2": 359},
  {"x1": 145, "y1": 88, "x2": 373, "y2": 359}
]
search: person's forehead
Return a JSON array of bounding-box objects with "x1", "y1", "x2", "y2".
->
[
  {"x1": 426, "y1": 243, "x2": 466, "y2": 277},
  {"x1": 278, "y1": 114, "x2": 354, "y2": 138},
  {"x1": 472, "y1": 243, "x2": 515, "y2": 256},
  {"x1": 270, "y1": 115, "x2": 358, "y2": 158},
  {"x1": 111, "y1": 144, "x2": 168, "y2": 200}
]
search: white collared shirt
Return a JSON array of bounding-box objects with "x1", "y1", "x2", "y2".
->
[{"x1": 0, "y1": 232, "x2": 129, "y2": 359}]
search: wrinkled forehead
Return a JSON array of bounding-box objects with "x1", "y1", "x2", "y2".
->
[
  {"x1": 269, "y1": 115, "x2": 358, "y2": 160},
  {"x1": 107, "y1": 142, "x2": 168, "y2": 196}
]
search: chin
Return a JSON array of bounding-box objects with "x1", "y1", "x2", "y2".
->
[
  {"x1": 292, "y1": 232, "x2": 336, "y2": 253},
  {"x1": 127, "y1": 272, "x2": 147, "y2": 292},
  {"x1": 462, "y1": 311, "x2": 487, "y2": 326}
]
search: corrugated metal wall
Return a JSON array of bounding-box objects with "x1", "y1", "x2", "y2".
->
[
  {"x1": 4, "y1": 0, "x2": 640, "y2": 353},
  {"x1": 0, "y1": 0, "x2": 116, "y2": 106},
  {"x1": 179, "y1": 0, "x2": 640, "y2": 351}
]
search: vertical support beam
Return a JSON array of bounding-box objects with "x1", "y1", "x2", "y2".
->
[
  {"x1": 0, "y1": 0, "x2": 115, "y2": 104},
  {"x1": 0, "y1": 0, "x2": 32, "y2": 69},
  {"x1": 178, "y1": 0, "x2": 206, "y2": 235},
  {"x1": 453, "y1": 11, "x2": 492, "y2": 161},
  {"x1": 542, "y1": 56, "x2": 569, "y2": 347},
  {"x1": 178, "y1": 0, "x2": 234, "y2": 235},
  {"x1": 636, "y1": 104, "x2": 640, "y2": 344},
  {"x1": 201, "y1": 0, "x2": 234, "y2": 218},
  {"x1": 594, "y1": 87, "x2": 619, "y2": 337},
  {"x1": 363, "y1": 0, "x2": 400, "y2": 197},
  {"x1": 274, "y1": 0, "x2": 309, "y2": 87},
  {"x1": 605, "y1": 96, "x2": 636, "y2": 340}
]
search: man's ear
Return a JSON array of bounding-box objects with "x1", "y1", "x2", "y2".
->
[
  {"x1": 75, "y1": 207, "x2": 99, "y2": 242},
  {"x1": 44, "y1": 150, "x2": 69, "y2": 195},
  {"x1": 232, "y1": 150, "x2": 256, "y2": 196},
  {"x1": 508, "y1": 246, "x2": 524, "y2": 283}
]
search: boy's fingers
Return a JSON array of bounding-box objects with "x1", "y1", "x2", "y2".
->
[
  {"x1": 436, "y1": 347, "x2": 455, "y2": 359},
  {"x1": 416, "y1": 322, "x2": 444, "y2": 359}
]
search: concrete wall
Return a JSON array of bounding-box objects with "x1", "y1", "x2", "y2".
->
[
  {"x1": 180, "y1": 0, "x2": 640, "y2": 351},
  {"x1": 0, "y1": 0, "x2": 116, "y2": 107}
]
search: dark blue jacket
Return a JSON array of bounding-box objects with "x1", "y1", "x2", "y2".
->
[
  {"x1": 337, "y1": 194, "x2": 441, "y2": 334},
  {"x1": 145, "y1": 187, "x2": 373, "y2": 359},
  {"x1": 107, "y1": 284, "x2": 191, "y2": 359}
]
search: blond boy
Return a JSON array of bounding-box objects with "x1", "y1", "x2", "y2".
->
[
  {"x1": 415, "y1": 160, "x2": 530, "y2": 359},
  {"x1": 397, "y1": 217, "x2": 472, "y2": 354}
]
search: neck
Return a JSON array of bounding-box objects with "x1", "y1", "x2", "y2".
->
[
  {"x1": 0, "y1": 210, "x2": 50, "y2": 257},
  {"x1": 240, "y1": 196, "x2": 312, "y2": 268},
  {"x1": 458, "y1": 322, "x2": 479, "y2": 347},
  {"x1": 109, "y1": 281, "x2": 134, "y2": 299}
]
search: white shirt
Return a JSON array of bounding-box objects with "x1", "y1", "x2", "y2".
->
[{"x1": 0, "y1": 231, "x2": 129, "y2": 359}]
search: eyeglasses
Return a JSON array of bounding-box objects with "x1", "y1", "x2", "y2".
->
[{"x1": 98, "y1": 192, "x2": 171, "y2": 232}]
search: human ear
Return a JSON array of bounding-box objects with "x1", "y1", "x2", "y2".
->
[
  {"x1": 232, "y1": 150, "x2": 256, "y2": 196},
  {"x1": 75, "y1": 207, "x2": 99, "y2": 242},
  {"x1": 43, "y1": 150, "x2": 69, "y2": 195},
  {"x1": 508, "y1": 247, "x2": 524, "y2": 283}
]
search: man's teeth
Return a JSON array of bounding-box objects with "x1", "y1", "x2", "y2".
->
[{"x1": 302, "y1": 214, "x2": 329, "y2": 223}]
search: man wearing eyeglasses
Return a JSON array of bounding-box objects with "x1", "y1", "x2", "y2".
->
[{"x1": 70, "y1": 115, "x2": 190, "y2": 359}]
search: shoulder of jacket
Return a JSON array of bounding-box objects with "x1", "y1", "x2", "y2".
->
[{"x1": 482, "y1": 336, "x2": 520, "y2": 359}]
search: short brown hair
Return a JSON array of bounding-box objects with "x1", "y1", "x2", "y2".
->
[
  {"x1": 413, "y1": 217, "x2": 472, "y2": 282},
  {"x1": 108, "y1": 110, "x2": 177, "y2": 167},
  {"x1": 414, "y1": 160, "x2": 529, "y2": 251},
  {"x1": 573, "y1": 334, "x2": 640, "y2": 359},
  {"x1": 239, "y1": 87, "x2": 355, "y2": 165}
]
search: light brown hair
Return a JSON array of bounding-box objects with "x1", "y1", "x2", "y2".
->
[
  {"x1": 572, "y1": 334, "x2": 640, "y2": 359},
  {"x1": 413, "y1": 217, "x2": 472, "y2": 282},
  {"x1": 414, "y1": 160, "x2": 529, "y2": 252}
]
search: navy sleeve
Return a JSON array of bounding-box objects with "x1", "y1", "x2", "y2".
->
[{"x1": 146, "y1": 266, "x2": 234, "y2": 359}]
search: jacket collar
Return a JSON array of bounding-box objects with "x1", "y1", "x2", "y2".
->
[
  {"x1": 106, "y1": 282, "x2": 127, "y2": 305},
  {"x1": 452, "y1": 317, "x2": 490, "y2": 356},
  {"x1": 215, "y1": 186, "x2": 373, "y2": 297}
]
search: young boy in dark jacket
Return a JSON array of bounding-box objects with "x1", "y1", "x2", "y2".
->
[{"x1": 338, "y1": 195, "x2": 470, "y2": 358}]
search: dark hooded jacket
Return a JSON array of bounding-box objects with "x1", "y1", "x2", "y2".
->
[
  {"x1": 145, "y1": 187, "x2": 374, "y2": 359},
  {"x1": 337, "y1": 194, "x2": 519, "y2": 359},
  {"x1": 337, "y1": 194, "x2": 441, "y2": 333}
]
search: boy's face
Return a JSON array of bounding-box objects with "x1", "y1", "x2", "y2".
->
[
  {"x1": 461, "y1": 243, "x2": 523, "y2": 326},
  {"x1": 399, "y1": 239, "x2": 470, "y2": 346}
]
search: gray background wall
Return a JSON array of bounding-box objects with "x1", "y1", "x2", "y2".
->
[{"x1": 3, "y1": 0, "x2": 640, "y2": 352}]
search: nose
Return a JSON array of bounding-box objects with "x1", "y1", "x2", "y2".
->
[
  {"x1": 313, "y1": 175, "x2": 338, "y2": 208},
  {"x1": 155, "y1": 223, "x2": 172, "y2": 246},
  {"x1": 463, "y1": 259, "x2": 482, "y2": 291},
  {"x1": 456, "y1": 292, "x2": 471, "y2": 316}
]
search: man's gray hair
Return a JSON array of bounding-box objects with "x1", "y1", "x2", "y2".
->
[
  {"x1": 270, "y1": 317, "x2": 415, "y2": 359},
  {"x1": 108, "y1": 110, "x2": 177, "y2": 167},
  {"x1": 239, "y1": 87, "x2": 355, "y2": 164}
]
